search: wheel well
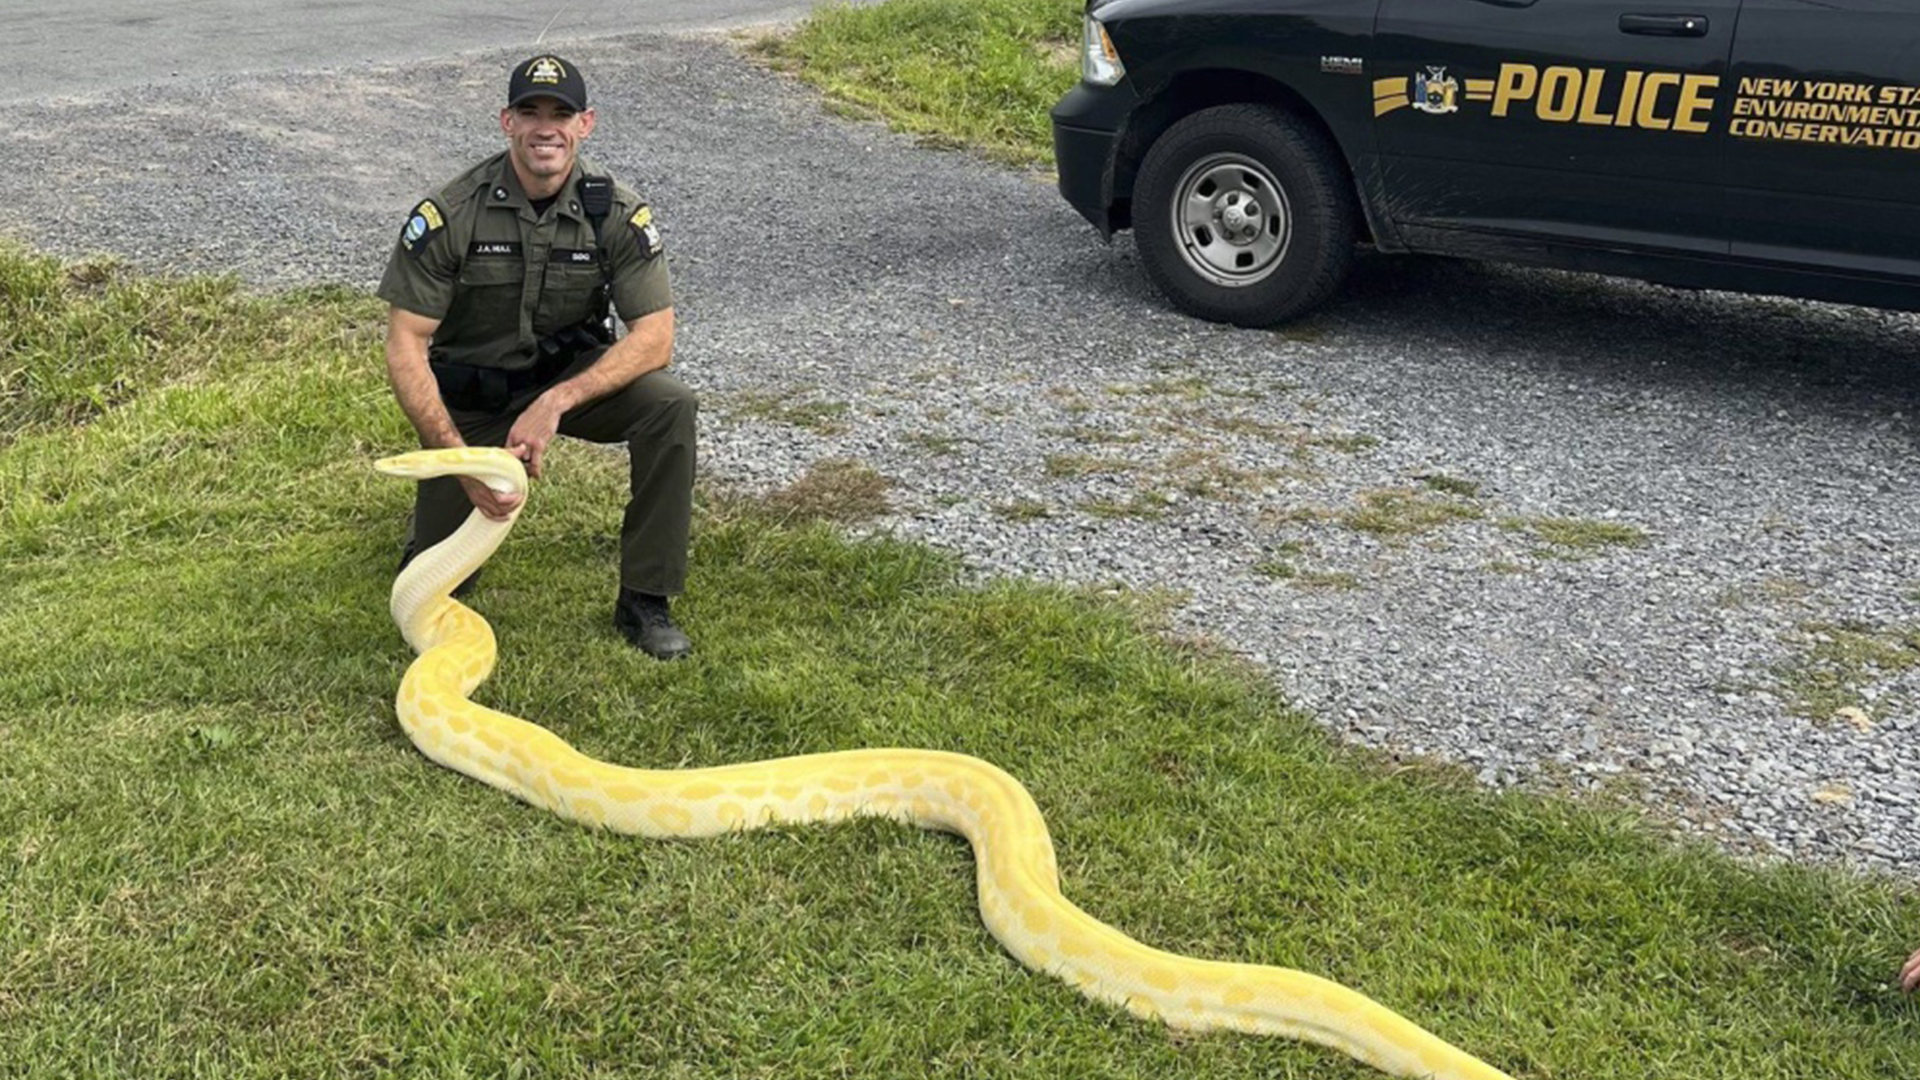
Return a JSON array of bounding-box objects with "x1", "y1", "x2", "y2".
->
[{"x1": 1110, "y1": 71, "x2": 1368, "y2": 241}]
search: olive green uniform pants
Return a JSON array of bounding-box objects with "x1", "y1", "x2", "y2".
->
[{"x1": 408, "y1": 350, "x2": 696, "y2": 597}]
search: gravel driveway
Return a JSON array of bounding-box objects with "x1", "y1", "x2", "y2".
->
[{"x1": 7, "y1": 31, "x2": 1919, "y2": 880}]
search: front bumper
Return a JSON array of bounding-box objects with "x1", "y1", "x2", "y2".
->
[{"x1": 1049, "y1": 80, "x2": 1141, "y2": 238}]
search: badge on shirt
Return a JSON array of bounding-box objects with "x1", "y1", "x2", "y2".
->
[
  {"x1": 629, "y1": 204, "x2": 662, "y2": 259},
  {"x1": 399, "y1": 199, "x2": 446, "y2": 258}
]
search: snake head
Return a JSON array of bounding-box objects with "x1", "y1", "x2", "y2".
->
[{"x1": 375, "y1": 447, "x2": 528, "y2": 496}]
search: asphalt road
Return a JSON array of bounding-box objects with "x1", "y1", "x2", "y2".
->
[{"x1": 11, "y1": 0, "x2": 842, "y2": 101}]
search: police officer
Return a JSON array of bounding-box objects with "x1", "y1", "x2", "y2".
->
[{"x1": 378, "y1": 54, "x2": 695, "y2": 660}]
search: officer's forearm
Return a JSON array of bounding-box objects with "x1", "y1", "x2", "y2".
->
[
  {"x1": 385, "y1": 328, "x2": 463, "y2": 449},
  {"x1": 542, "y1": 308, "x2": 675, "y2": 415}
]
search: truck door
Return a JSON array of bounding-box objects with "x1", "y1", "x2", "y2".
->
[
  {"x1": 1723, "y1": 0, "x2": 1920, "y2": 281},
  {"x1": 1372, "y1": 0, "x2": 1739, "y2": 255}
]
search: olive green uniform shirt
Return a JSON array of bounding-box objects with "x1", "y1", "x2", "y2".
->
[{"x1": 377, "y1": 151, "x2": 671, "y2": 372}]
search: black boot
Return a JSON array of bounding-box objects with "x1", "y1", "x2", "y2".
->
[
  {"x1": 397, "y1": 542, "x2": 479, "y2": 599},
  {"x1": 614, "y1": 588, "x2": 692, "y2": 660}
]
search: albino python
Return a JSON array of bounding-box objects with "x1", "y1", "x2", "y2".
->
[{"x1": 377, "y1": 446, "x2": 1514, "y2": 1080}]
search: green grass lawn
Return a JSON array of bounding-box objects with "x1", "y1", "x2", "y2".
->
[
  {"x1": 753, "y1": 0, "x2": 1084, "y2": 165},
  {"x1": 3, "y1": 233, "x2": 1918, "y2": 1080}
]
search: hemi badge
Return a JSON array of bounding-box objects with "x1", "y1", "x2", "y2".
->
[{"x1": 1322, "y1": 56, "x2": 1365, "y2": 76}]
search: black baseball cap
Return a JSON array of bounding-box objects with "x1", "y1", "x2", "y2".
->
[{"x1": 508, "y1": 55, "x2": 588, "y2": 111}]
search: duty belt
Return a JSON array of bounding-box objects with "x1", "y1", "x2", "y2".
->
[{"x1": 430, "y1": 325, "x2": 607, "y2": 414}]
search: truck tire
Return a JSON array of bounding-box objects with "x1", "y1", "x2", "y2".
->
[{"x1": 1133, "y1": 104, "x2": 1357, "y2": 327}]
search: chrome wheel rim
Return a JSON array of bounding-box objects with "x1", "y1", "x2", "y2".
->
[{"x1": 1169, "y1": 153, "x2": 1292, "y2": 288}]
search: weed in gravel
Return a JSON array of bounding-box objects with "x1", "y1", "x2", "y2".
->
[
  {"x1": 1142, "y1": 372, "x2": 1266, "y2": 401},
  {"x1": 1078, "y1": 491, "x2": 1173, "y2": 521},
  {"x1": 749, "y1": 458, "x2": 891, "y2": 524},
  {"x1": 1502, "y1": 515, "x2": 1650, "y2": 555},
  {"x1": 1253, "y1": 562, "x2": 1355, "y2": 589},
  {"x1": 1340, "y1": 488, "x2": 1485, "y2": 538},
  {"x1": 1158, "y1": 409, "x2": 1371, "y2": 468},
  {"x1": 1254, "y1": 536, "x2": 1351, "y2": 587},
  {"x1": 1418, "y1": 473, "x2": 1481, "y2": 497},
  {"x1": 1200, "y1": 413, "x2": 1296, "y2": 440},
  {"x1": 1296, "y1": 571, "x2": 1362, "y2": 590},
  {"x1": 906, "y1": 433, "x2": 968, "y2": 457},
  {"x1": 1145, "y1": 376, "x2": 1215, "y2": 400},
  {"x1": 993, "y1": 499, "x2": 1052, "y2": 521},
  {"x1": 1774, "y1": 619, "x2": 1920, "y2": 722},
  {"x1": 1159, "y1": 449, "x2": 1272, "y2": 499},
  {"x1": 1045, "y1": 386, "x2": 1094, "y2": 413},
  {"x1": 723, "y1": 389, "x2": 851, "y2": 435},
  {"x1": 1717, "y1": 576, "x2": 1814, "y2": 609},
  {"x1": 1307, "y1": 432, "x2": 1381, "y2": 455}
]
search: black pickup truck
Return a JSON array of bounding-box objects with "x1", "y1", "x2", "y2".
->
[{"x1": 1051, "y1": 0, "x2": 1920, "y2": 326}]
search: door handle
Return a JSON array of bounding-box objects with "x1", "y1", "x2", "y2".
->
[{"x1": 1620, "y1": 13, "x2": 1710, "y2": 37}]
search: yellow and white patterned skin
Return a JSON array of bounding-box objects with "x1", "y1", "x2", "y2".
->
[{"x1": 374, "y1": 447, "x2": 1514, "y2": 1080}]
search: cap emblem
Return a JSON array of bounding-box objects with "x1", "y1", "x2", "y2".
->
[{"x1": 527, "y1": 57, "x2": 565, "y2": 85}]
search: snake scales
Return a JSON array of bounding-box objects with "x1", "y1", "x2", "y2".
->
[{"x1": 377, "y1": 446, "x2": 1513, "y2": 1080}]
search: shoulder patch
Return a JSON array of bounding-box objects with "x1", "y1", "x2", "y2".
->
[
  {"x1": 399, "y1": 199, "x2": 447, "y2": 257},
  {"x1": 628, "y1": 204, "x2": 662, "y2": 259}
]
